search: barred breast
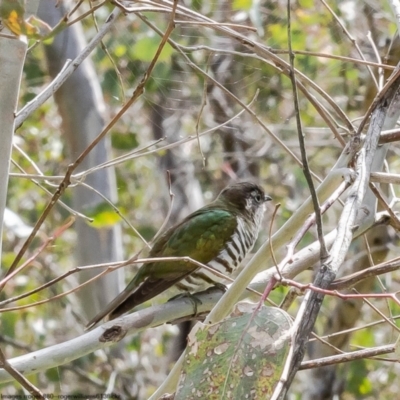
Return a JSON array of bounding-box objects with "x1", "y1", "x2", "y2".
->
[{"x1": 174, "y1": 216, "x2": 260, "y2": 292}]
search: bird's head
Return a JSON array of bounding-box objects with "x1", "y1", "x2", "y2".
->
[{"x1": 218, "y1": 182, "x2": 272, "y2": 221}]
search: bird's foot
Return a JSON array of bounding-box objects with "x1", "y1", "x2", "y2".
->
[
  {"x1": 208, "y1": 283, "x2": 227, "y2": 293},
  {"x1": 167, "y1": 292, "x2": 202, "y2": 316},
  {"x1": 167, "y1": 284, "x2": 226, "y2": 316}
]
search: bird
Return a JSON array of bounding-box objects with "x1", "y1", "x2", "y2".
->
[{"x1": 86, "y1": 181, "x2": 271, "y2": 329}]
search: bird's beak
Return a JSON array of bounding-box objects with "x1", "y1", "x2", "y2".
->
[{"x1": 264, "y1": 195, "x2": 272, "y2": 202}]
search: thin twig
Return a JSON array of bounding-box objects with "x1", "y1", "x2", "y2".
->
[
  {"x1": 269, "y1": 203, "x2": 282, "y2": 279},
  {"x1": 300, "y1": 344, "x2": 395, "y2": 370},
  {"x1": 67, "y1": 1, "x2": 107, "y2": 26},
  {"x1": 120, "y1": 0, "x2": 355, "y2": 136},
  {"x1": 0, "y1": 348, "x2": 44, "y2": 398},
  {"x1": 3, "y1": 2, "x2": 178, "y2": 285},
  {"x1": 360, "y1": 292, "x2": 400, "y2": 333},
  {"x1": 0, "y1": 255, "x2": 267, "y2": 313},
  {"x1": 15, "y1": 7, "x2": 121, "y2": 129},
  {"x1": 371, "y1": 171, "x2": 400, "y2": 184},
  {"x1": 369, "y1": 182, "x2": 400, "y2": 229},
  {"x1": 10, "y1": 159, "x2": 91, "y2": 220},
  {"x1": 0, "y1": 261, "x2": 123, "y2": 307},
  {"x1": 89, "y1": 0, "x2": 126, "y2": 102},
  {"x1": 287, "y1": 1, "x2": 327, "y2": 259},
  {"x1": 275, "y1": 170, "x2": 351, "y2": 277},
  {"x1": 0, "y1": 218, "x2": 74, "y2": 289},
  {"x1": 330, "y1": 256, "x2": 400, "y2": 290},
  {"x1": 174, "y1": 20, "x2": 257, "y2": 31},
  {"x1": 151, "y1": 171, "x2": 175, "y2": 244},
  {"x1": 79, "y1": 181, "x2": 149, "y2": 247},
  {"x1": 195, "y1": 55, "x2": 212, "y2": 167},
  {"x1": 137, "y1": 14, "x2": 322, "y2": 180},
  {"x1": 320, "y1": 0, "x2": 378, "y2": 88},
  {"x1": 280, "y1": 61, "x2": 400, "y2": 397},
  {"x1": 72, "y1": 95, "x2": 258, "y2": 180}
]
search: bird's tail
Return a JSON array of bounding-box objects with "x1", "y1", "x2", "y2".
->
[{"x1": 84, "y1": 285, "x2": 135, "y2": 331}]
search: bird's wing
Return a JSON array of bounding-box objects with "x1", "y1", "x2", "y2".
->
[
  {"x1": 147, "y1": 207, "x2": 239, "y2": 276},
  {"x1": 86, "y1": 208, "x2": 237, "y2": 329}
]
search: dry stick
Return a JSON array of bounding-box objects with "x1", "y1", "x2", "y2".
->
[
  {"x1": 370, "y1": 171, "x2": 400, "y2": 184},
  {"x1": 280, "y1": 278, "x2": 400, "y2": 308},
  {"x1": 148, "y1": 16, "x2": 346, "y2": 159},
  {"x1": 89, "y1": 0, "x2": 126, "y2": 103},
  {"x1": 260, "y1": 177, "x2": 351, "y2": 307},
  {"x1": 74, "y1": 92, "x2": 257, "y2": 179},
  {"x1": 2, "y1": 1, "x2": 178, "y2": 286},
  {"x1": 287, "y1": 2, "x2": 327, "y2": 260},
  {"x1": 379, "y1": 128, "x2": 400, "y2": 144},
  {"x1": 300, "y1": 344, "x2": 395, "y2": 370},
  {"x1": 358, "y1": 63, "x2": 400, "y2": 135},
  {"x1": 272, "y1": 49, "x2": 395, "y2": 70},
  {"x1": 313, "y1": 313, "x2": 400, "y2": 343},
  {"x1": 280, "y1": 178, "x2": 351, "y2": 271},
  {"x1": 0, "y1": 261, "x2": 123, "y2": 307},
  {"x1": 0, "y1": 348, "x2": 44, "y2": 399},
  {"x1": 360, "y1": 293, "x2": 400, "y2": 333},
  {"x1": 367, "y1": 31, "x2": 384, "y2": 89},
  {"x1": 330, "y1": 256, "x2": 400, "y2": 290},
  {"x1": 78, "y1": 181, "x2": 149, "y2": 245},
  {"x1": 67, "y1": 1, "x2": 107, "y2": 26},
  {"x1": 180, "y1": 44, "x2": 372, "y2": 140},
  {"x1": 309, "y1": 330, "x2": 345, "y2": 357},
  {"x1": 320, "y1": 0, "x2": 378, "y2": 88},
  {"x1": 11, "y1": 158, "x2": 89, "y2": 220},
  {"x1": 128, "y1": 3, "x2": 348, "y2": 151},
  {"x1": 67, "y1": 0, "x2": 85, "y2": 19},
  {"x1": 269, "y1": 204, "x2": 282, "y2": 280},
  {"x1": 0, "y1": 256, "x2": 266, "y2": 313},
  {"x1": 15, "y1": 7, "x2": 121, "y2": 129},
  {"x1": 369, "y1": 182, "x2": 400, "y2": 229},
  {"x1": 151, "y1": 171, "x2": 174, "y2": 245},
  {"x1": 195, "y1": 55, "x2": 212, "y2": 167},
  {"x1": 1, "y1": 269, "x2": 117, "y2": 313},
  {"x1": 278, "y1": 64, "x2": 400, "y2": 397},
  {"x1": 0, "y1": 218, "x2": 74, "y2": 288},
  {"x1": 2, "y1": 260, "x2": 147, "y2": 314},
  {"x1": 137, "y1": 15, "x2": 326, "y2": 183},
  {"x1": 75, "y1": 138, "x2": 166, "y2": 176},
  {"x1": 174, "y1": 20, "x2": 257, "y2": 31},
  {"x1": 141, "y1": 0, "x2": 356, "y2": 136},
  {"x1": 178, "y1": 42, "x2": 395, "y2": 136}
]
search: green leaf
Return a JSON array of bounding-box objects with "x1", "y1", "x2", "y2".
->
[
  {"x1": 176, "y1": 302, "x2": 292, "y2": 399},
  {"x1": 111, "y1": 131, "x2": 139, "y2": 150},
  {"x1": 132, "y1": 35, "x2": 174, "y2": 62},
  {"x1": 0, "y1": 0, "x2": 52, "y2": 39},
  {"x1": 233, "y1": 0, "x2": 252, "y2": 11},
  {"x1": 298, "y1": 0, "x2": 313, "y2": 8},
  {"x1": 84, "y1": 202, "x2": 120, "y2": 228},
  {"x1": 45, "y1": 367, "x2": 60, "y2": 382}
]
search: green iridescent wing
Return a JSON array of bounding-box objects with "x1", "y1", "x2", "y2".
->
[
  {"x1": 149, "y1": 207, "x2": 238, "y2": 273},
  {"x1": 109, "y1": 208, "x2": 237, "y2": 319}
]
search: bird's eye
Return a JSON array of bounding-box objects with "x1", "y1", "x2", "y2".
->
[{"x1": 254, "y1": 193, "x2": 262, "y2": 203}]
